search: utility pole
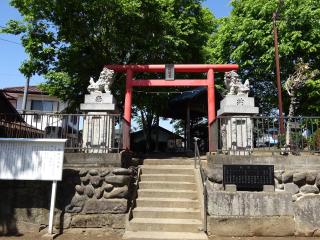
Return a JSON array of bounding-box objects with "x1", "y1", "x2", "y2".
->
[
  {"x1": 21, "y1": 77, "x2": 30, "y2": 113},
  {"x1": 273, "y1": 7, "x2": 285, "y2": 134}
]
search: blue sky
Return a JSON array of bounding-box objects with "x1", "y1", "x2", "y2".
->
[
  {"x1": 203, "y1": 0, "x2": 232, "y2": 18},
  {"x1": 0, "y1": 0, "x2": 232, "y2": 89}
]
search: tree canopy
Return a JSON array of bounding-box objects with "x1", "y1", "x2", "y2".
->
[
  {"x1": 205, "y1": 0, "x2": 320, "y2": 115},
  {"x1": 3, "y1": 0, "x2": 215, "y2": 113}
]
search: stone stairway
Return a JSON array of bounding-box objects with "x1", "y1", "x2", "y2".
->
[{"x1": 123, "y1": 158, "x2": 207, "y2": 240}]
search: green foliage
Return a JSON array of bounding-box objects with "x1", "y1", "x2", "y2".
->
[
  {"x1": 3, "y1": 0, "x2": 215, "y2": 113},
  {"x1": 290, "y1": 132, "x2": 304, "y2": 148},
  {"x1": 39, "y1": 71, "x2": 84, "y2": 111},
  {"x1": 40, "y1": 71, "x2": 75, "y2": 101},
  {"x1": 171, "y1": 119, "x2": 185, "y2": 136},
  {"x1": 300, "y1": 78, "x2": 320, "y2": 113},
  {"x1": 206, "y1": 0, "x2": 320, "y2": 115},
  {"x1": 278, "y1": 133, "x2": 286, "y2": 147},
  {"x1": 308, "y1": 128, "x2": 320, "y2": 151}
]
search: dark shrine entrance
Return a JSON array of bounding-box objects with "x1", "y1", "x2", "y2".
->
[{"x1": 106, "y1": 64, "x2": 239, "y2": 152}]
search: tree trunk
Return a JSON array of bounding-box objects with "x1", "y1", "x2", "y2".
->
[
  {"x1": 140, "y1": 110, "x2": 154, "y2": 153},
  {"x1": 186, "y1": 102, "x2": 191, "y2": 150},
  {"x1": 286, "y1": 96, "x2": 297, "y2": 146},
  {"x1": 154, "y1": 115, "x2": 160, "y2": 152}
]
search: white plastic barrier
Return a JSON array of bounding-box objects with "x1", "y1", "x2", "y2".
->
[{"x1": 0, "y1": 138, "x2": 67, "y2": 235}]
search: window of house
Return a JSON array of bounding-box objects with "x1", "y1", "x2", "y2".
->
[{"x1": 31, "y1": 100, "x2": 54, "y2": 112}]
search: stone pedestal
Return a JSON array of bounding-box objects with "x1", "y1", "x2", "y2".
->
[
  {"x1": 80, "y1": 92, "x2": 116, "y2": 111},
  {"x1": 80, "y1": 92, "x2": 117, "y2": 153},
  {"x1": 217, "y1": 95, "x2": 259, "y2": 155}
]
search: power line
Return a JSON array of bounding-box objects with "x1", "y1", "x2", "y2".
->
[
  {"x1": 0, "y1": 73, "x2": 24, "y2": 76},
  {"x1": 0, "y1": 25, "x2": 22, "y2": 45},
  {"x1": 0, "y1": 37, "x2": 21, "y2": 45}
]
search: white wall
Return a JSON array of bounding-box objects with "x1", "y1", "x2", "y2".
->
[
  {"x1": 16, "y1": 94, "x2": 63, "y2": 112},
  {"x1": 13, "y1": 94, "x2": 77, "y2": 132}
]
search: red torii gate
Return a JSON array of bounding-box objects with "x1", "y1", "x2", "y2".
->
[{"x1": 106, "y1": 64, "x2": 239, "y2": 152}]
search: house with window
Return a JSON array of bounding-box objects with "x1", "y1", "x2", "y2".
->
[
  {"x1": 2, "y1": 86, "x2": 78, "y2": 140},
  {"x1": 3, "y1": 86, "x2": 67, "y2": 113}
]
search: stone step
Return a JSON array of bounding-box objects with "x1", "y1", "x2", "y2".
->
[
  {"x1": 123, "y1": 231, "x2": 208, "y2": 240},
  {"x1": 138, "y1": 189, "x2": 198, "y2": 199},
  {"x1": 141, "y1": 165, "x2": 194, "y2": 175},
  {"x1": 136, "y1": 197, "x2": 199, "y2": 209},
  {"x1": 141, "y1": 174, "x2": 195, "y2": 182},
  {"x1": 139, "y1": 181, "x2": 196, "y2": 191},
  {"x1": 127, "y1": 218, "x2": 202, "y2": 233},
  {"x1": 144, "y1": 159, "x2": 194, "y2": 166},
  {"x1": 133, "y1": 207, "x2": 201, "y2": 219}
]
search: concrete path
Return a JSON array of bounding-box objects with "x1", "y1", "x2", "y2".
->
[{"x1": 1, "y1": 230, "x2": 320, "y2": 240}]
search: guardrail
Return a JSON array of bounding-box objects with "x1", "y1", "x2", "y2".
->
[
  {"x1": 126, "y1": 167, "x2": 140, "y2": 227},
  {"x1": 216, "y1": 116, "x2": 320, "y2": 155},
  {"x1": 194, "y1": 137, "x2": 207, "y2": 233},
  {"x1": 0, "y1": 112, "x2": 122, "y2": 153}
]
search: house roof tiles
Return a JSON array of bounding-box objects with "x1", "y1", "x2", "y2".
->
[{"x1": 2, "y1": 86, "x2": 46, "y2": 94}]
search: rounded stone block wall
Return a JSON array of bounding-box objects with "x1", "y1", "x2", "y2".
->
[
  {"x1": 274, "y1": 170, "x2": 320, "y2": 201},
  {"x1": 0, "y1": 166, "x2": 136, "y2": 235},
  {"x1": 65, "y1": 167, "x2": 134, "y2": 214}
]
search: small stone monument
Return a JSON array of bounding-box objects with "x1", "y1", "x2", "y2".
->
[
  {"x1": 217, "y1": 71, "x2": 259, "y2": 155},
  {"x1": 80, "y1": 67, "x2": 118, "y2": 153}
]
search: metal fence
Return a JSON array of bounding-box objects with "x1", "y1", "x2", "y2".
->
[
  {"x1": 216, "y1": 116, "x2": 320, "y2": 155},
  {"x1": 0, "y1": 112, "x2": 122, "y2": 153}
]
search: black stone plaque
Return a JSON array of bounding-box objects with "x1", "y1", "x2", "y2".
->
[{"x1": 223, "y1": 164, "x2": 274, "y2": 191}]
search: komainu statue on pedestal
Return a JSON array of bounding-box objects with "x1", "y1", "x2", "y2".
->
[
  {"x1": 88, "y1": 67, "x2": 114, "y2": 94},
  {"x1": 224, "y1": 70, "x2": 250, "y2": 96}
]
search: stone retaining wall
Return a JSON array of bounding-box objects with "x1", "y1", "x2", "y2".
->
[
  {"x1": 206, "y1": 154, "x2": 320, "y2": 237},
  {"x1": 206, "y1": 168, "x2": 320, "y2": 201},
  {"x1": 274, "y1": 170, "x2": 320, "y2": 200},
  {"x1": 207, "y1": 216, "x2": 295, "y2": 237},
  {"x1": 207, "y1": 154, "x2": 320, "y2": 170},
  {"x1": 65, "y1": 167, "x2": 134, "y2": 214},
  {"x1": 0, "y1": 152, "x2": 135, "y2": 236}
]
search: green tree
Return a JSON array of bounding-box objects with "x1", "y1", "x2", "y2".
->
[
  {"x1": 205, "y1": 0, "x2": 320, "y2": 115},
  {"x1": 2, "y1": 0, "x2": 215, "y2": 152},
  {"x1": 284, "y1": 60, "x2": 320, "y2": 145}
]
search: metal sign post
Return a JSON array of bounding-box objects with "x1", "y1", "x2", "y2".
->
[
  {"x1": 48, "y1": 180, "x2": 58, "y2": 234},
  {"x1": 165, "y1": 64, "x2": 175, "y2": 80}
]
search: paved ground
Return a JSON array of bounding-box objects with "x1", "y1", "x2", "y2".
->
[
  {"x1": 0, "y1": 229, "x2": 122, "y2": 240},
  {"x1": 1, "y1": 229, "x2": 320, "y2": 240}
]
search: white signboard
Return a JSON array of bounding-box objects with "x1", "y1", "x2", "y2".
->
[{"x1": 0, "y1": 138, "x2": 66, "y2": 181}]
